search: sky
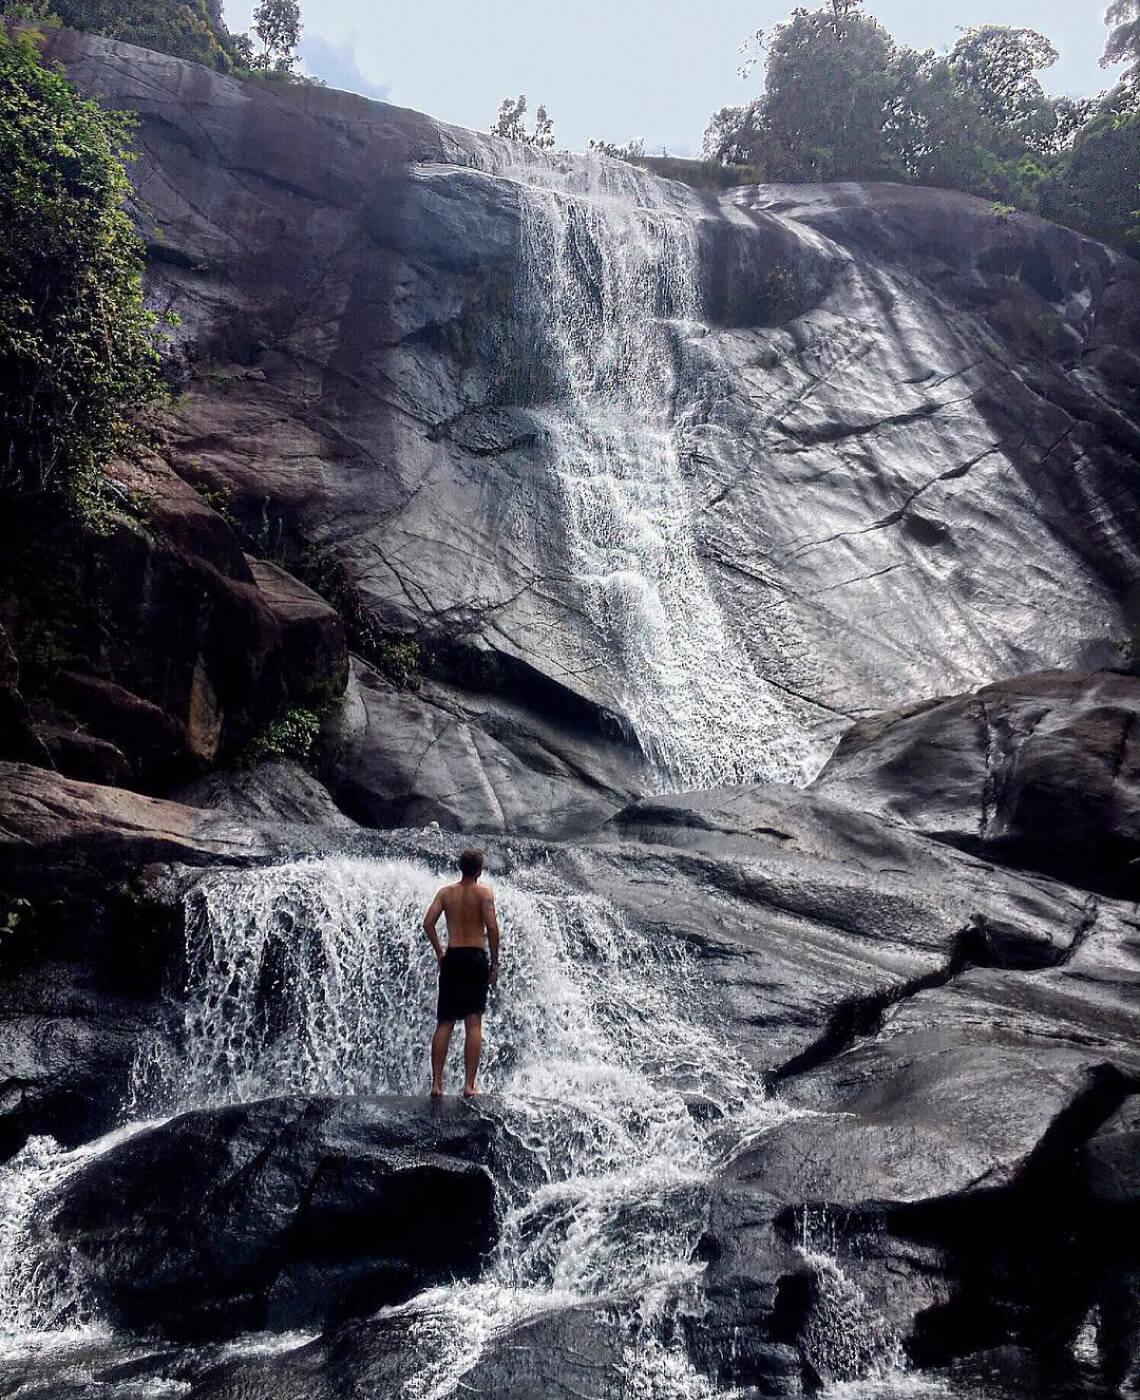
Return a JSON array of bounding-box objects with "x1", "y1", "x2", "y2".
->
[{"x1": 225, "y1": 1, "x2": 1125, "y2": 157}]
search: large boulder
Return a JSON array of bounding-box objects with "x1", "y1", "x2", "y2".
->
[
  {"x1": 321, "y1": 657, "x2": 650, "y2": 838},
  {"x1": 814, "y1": 670, "x2": 1140, "y2": 896},
  {"x1": 42, "y1": 1096, "x2": 499, "y2": 1338},
  {"x1": 564, "y1": 781, "x2": 1140, "y2": 1389},
  {"x1": 0, "y1": 454, "x2": 348, "y2": 793}
]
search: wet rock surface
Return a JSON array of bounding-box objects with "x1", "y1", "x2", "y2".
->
[
  {"x1": 815, "y1": 669, "x2": 1140, "y2": 897},
  {"x1": 41, "y1": 30, "x2": 1140, "y2": 821},
  {"x1": 0, "y1": 458, "x2": 348, "y2": 796},
  {"x1": 43, "y1": 1096, "x2": 499, "y2": 1339},
  {"x1": 0, "y1": 28, "x2": 1136, "y2": 1398},
  {"x1": 321, "y1": 656, "x2": 649, "y2": 837}
]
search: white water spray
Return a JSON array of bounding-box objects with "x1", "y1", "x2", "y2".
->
[{"x1": 126, "y1": 855, "x2": 785, "y2": 1394}]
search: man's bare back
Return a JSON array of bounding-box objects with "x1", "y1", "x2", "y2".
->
[
  {"x1": 434, "y1": 880, "x2": 497, "y2": 952},
  {"x1": 423, "y1": 848, "x2": 501, "y2": 1097}
]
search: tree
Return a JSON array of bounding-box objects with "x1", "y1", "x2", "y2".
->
[
  {"x1": 250, "y1": 0, "x2": 301, "y2": 74},
  {"x1": 33, "y1": 0, "x2": 242, "y2": 71},
  {"x1": 587, "y1": 137, "x2": 646, "y2": 160},
  {"x1": 1039, "y1": 102, "x2": 1140, "y2": 250},
  {"x1": 948, "y1": 26, "x2": 1058, "y2": 151},
  {"x1": 491, "y1": 94, "x2": 555, "y2": 149},
  {"x1": 0, "y1": 28, "x2": 164, "y2": 514},
  {"x1": 1104, "y1": 0, "x2": 1140, "y2": 83},
  {"x1": 703, "y1": 100, "x2": 765, "y2": 165},
  {"x1": 760, "y1": 7, "x2": 897, "y2": 181}
]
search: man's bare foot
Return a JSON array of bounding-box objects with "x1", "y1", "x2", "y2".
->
[
  {"x1": 431, "y1": 1086, "x2": 444, "y2": 1098},
  {"x1": 462, "y1": 1086, "x2": 479, "y2": 1098}
]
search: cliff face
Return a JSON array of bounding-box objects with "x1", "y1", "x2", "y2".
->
[
  {"x1": 45, "y1": 29, "x2": 1140, "y2": 829},
  {"x1": 1, "y1": 33, "x2": 1139, "y2": 1399}
]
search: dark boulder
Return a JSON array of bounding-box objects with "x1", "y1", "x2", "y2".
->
[
  {"x1": 321, "y1": 657, "x2": 650, "y2": 838},
  {"x1": 177, "y1": 758, "x2": 356, "y2": 828},
  {"x1": 570, "y1": 781, "x2": 1140, "y2": 1389},
  {"x1": 814, "y1": 670, "x2": 1140, "y2": 897},
  {"x1": 43, "y1": 1096, "x2": 499, "y2": 1339},
  {"x1": 0, "y1": 455, "x2": 348, "y2": 794}
]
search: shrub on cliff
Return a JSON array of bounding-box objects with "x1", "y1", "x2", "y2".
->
[
  {"x1": 0, "y1": 27, "x2": 165, "y2": 517},
  {"x1": 28, "y1": 0, "x2": 241, "y2": 71}
]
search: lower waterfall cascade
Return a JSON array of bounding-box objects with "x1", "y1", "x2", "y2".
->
[{"x1": 0, "y1": 855, "x2": 907, "y2": 1396}]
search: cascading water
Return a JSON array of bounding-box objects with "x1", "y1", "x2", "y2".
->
[
  {"x1": 129, "y1": 855, "x2": 786, "y2": 1395},
  {"x1": 499, "y1": 155, "x2": 816, "y2": 789},
  {"x1": 0, "y1": 153, "x2": 892, "y2": 1397},
  {"x1": 0, "y1": 854, "x2": 787, "y2": 1393}
]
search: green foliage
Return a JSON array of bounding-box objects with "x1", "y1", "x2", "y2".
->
[
  {"x1": 703, "y1": 4, "x2": 1139, "y2": 256},
  {"x1": 247, "y1": 0, "x2": 300, "y2": 74},
  {"x1": 0, "y1": 28, "x2": 166, "y2": 517},
  {"x1": 492, "y1": 94, "x2": 555, "y2": 149},
  {"x1": 1104, "y1": 0, "x2": 1140, "y2": 85},
  {"x1": 587, "y1": 137, "x2": 645, "y2": 161},
  {"x1": 372, "y1": 636, "x2": 420, "y2": 688},
  {"x1": 947, "y1": 25, "x2": 1057, "y2": 150},
  {"x1": 1038, "y1": 104, "x2": 1140, "y2": 251},
  {"x1": 244, "y1": 705, "x2": 321, "y2": 764},
  {"x1": 761, "y1": 8, "x2": 898, "y2": 181},
  {"x1": 298, "y1": 545, "x2": 421, "y2": 687},
  {"x1": 34, "y1": 0, "x2": 242, "y2": 70}
]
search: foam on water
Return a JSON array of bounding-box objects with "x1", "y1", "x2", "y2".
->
[
  {"x1": 0, "y1": 853, "x2": 907, "y2": 1394},
  {"x1": 0, "y1": 1123, "x2": 159, "y2": 1345}
]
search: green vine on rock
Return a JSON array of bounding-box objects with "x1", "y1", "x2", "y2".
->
[{"x1": 0, "y1": 25, "x2": 169, "y2": 522}]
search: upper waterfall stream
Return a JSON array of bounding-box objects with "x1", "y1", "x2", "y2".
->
[{"x1": 495, "y1": 154, "x2": 817, "y2": 788}]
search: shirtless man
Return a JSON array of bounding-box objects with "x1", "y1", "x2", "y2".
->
[{"x1": 422, "y1": 848, "x2": 501, "y2": 1098}]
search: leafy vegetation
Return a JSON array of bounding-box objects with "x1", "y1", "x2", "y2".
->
[
  {"x1": 1, "y1": 0, "x2": 304, "y2": 77},
  {"x1": 234, "y1": 0, "x2": 301, "y2": 76},
  {"x1": 703, "y1": 2, "x2": 1140, "y2": 254},
  {"x1": 0, "y1": 26, "x2": 166, "y2": 518},
  {"x1": 243, "y1": 705, "x2": 322, "y2": 764},
  {"x1": 492, "y1": 94, "x2": 555, "y2": 149},
  {"x1": 297, "y1": 546, "x2": 421, "y2": 688},
  {"x1": 40, "y1": 0, "x2": 241, "y2": 70}
]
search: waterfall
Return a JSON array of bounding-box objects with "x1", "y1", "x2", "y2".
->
[
  {"x1": 0, "y1": 854, "x2": 909, "y2": 1394},
  {"x1": 498, "y1": 156, "x2": 816, "y2": 789},
  {"x1": 122, "y1": 854, "x2": 786, "y2": 1394}
]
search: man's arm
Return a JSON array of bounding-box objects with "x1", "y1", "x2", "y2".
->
[
  {"x1": 484, "y1": 888, "x2": 501, "y2": 984},
  {"x1": 423, "y1": 891, "x2": 446, "y2": 965}
]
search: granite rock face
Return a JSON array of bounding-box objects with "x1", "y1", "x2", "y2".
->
[
  {"x1": 0, "y1": 454, "x2": 348, "y2": 795},
  {"x1": 41, "y1": 1096, "x2": 499, "y2": 1338},
  {"x1": 559, "y1": 773, "x2": 1140, "y2": 1389},
  {"x1": 48, "y1": 30, "x2": 1140, "y2": 818},
  {"x1": 814, "y1": 669, "x2": 1140, "y2": 896}
]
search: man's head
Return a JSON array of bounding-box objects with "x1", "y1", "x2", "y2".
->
[{"x1": 458, "y1": 848, "x2": 484, "y2": 880}]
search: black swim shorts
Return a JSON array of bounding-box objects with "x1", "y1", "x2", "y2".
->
[{"x1": 437, "y1": 946, "x2": 491, "y2": 1022}]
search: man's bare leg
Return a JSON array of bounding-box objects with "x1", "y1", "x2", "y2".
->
[
  {"x1": 431, "y1": 1020, "x2": 454, "y2": 1097},
  {"x1": 463, "y1": 1014, "x2": 483, "y2": 1097}
]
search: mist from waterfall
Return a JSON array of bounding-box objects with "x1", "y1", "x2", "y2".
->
[{"x1": 496, "y1": 154, "x2": 816, "y2": 789}]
